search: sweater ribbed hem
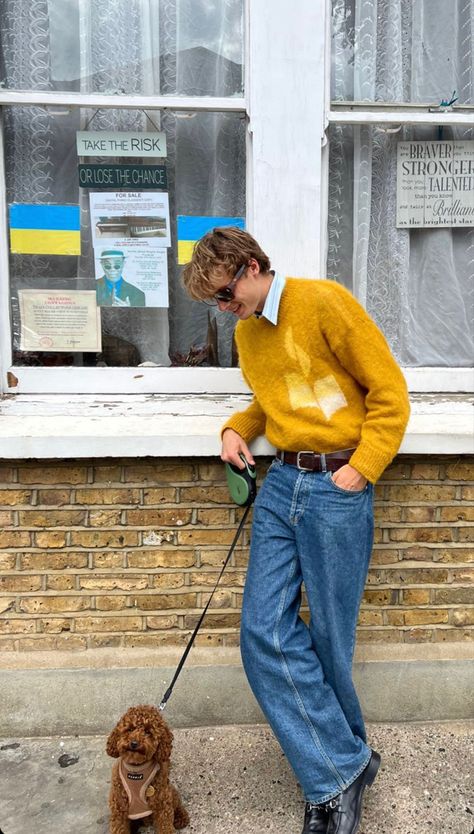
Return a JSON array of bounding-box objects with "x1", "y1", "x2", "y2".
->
[
  {"x1": 349, "y1": 442, "x2": 395, "y2": 484},
  {"x1": 221, "y1": 414, "x2": 264, "y2": 443}
]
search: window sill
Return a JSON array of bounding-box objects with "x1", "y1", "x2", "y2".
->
[{"x1": 0, "y1": 393, "x2": 472, "y2": 459}]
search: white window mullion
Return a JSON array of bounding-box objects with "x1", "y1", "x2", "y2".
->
[
  {"x1": 248, "y1": 0, "x2": 326, "y2": 277},
  {"x1": 0, "y1": 110, "x2": 13, "y2": 388}
]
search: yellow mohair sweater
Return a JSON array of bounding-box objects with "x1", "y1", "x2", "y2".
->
[{"x1": 222, "y1": 278, "x2": 410, "y2": 483}]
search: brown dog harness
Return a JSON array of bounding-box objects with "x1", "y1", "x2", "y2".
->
[{"x1": 118, "y1": 759, "x2": 160, "y2": 820}]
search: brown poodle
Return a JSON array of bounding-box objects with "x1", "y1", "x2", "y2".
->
[{"x1": 106, "y1": 704, "x2": 190, "y2": 834}]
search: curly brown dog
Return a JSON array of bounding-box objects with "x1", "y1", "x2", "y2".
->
[{"x1": 106, "y1": 704, "x2": 190, "y2": 834}]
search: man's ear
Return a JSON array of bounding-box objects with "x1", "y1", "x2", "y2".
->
[{"x1": 248, "y1": 257, "x2": 260, "y2": 276}]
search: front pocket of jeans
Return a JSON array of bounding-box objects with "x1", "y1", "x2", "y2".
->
[{"x1": 327, "y1": 471, "x2": 367, "y2": 495}]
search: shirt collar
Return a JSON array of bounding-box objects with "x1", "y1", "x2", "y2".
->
[{"x1": 256, "y1": 272, "x2": 286, "y2": 325}]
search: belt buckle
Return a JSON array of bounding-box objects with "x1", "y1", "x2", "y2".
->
[{"x1": 296, "y1": 451, "x2": 316, "y2": 471}]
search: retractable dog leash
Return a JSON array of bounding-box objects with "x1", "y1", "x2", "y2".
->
[{"x1": 159, "y1": 456, "x2": 257, "y2": 710}]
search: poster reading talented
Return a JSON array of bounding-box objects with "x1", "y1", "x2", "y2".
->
[
  {"x1": 89, "y1": 192, "x2": 171, "y2": 248},
  {"x1": 18, "y1": 290, "x2": 101, "y2": 352},
  {"x1": 93, "y1": 248, "x2": 169, "y2": 308},
  {"x1": 397, "y1": 141, "x2": 474, "y2": 228}
]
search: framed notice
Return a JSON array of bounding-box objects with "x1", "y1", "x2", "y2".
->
[
  {"x1": 397, "y1": 141, "x2": 474, "y2": 228},
  {"x1": 18, "y1": 290, "x2": 101, "y2": 352}
]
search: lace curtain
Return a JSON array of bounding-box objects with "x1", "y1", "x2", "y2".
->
[
  {"x1": 329, "y1": 0, "x2": 474, "y2": 366},
  {"x1": 1, "y1": 0, "x2": 244, "y2": 368}
]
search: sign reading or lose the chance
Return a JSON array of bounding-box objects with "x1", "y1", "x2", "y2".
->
[{"x1": 78, "y1": 165, "x2": 167, "y2": 189}]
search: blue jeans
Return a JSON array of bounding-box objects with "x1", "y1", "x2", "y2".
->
[{"x1": 240, "y1": 458, "x2": 374, "y2": 804}]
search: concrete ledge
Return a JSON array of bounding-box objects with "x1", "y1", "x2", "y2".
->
[{"x1": 1, "y1": 644, "x2": 473, "y2": 736}]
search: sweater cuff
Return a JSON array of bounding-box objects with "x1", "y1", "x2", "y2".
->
[
  {"x1": 221, "y1": 413, "x2": 263, "y2": 443},
  {"x1": 349, "y1": 442, "x2": 394, "y2": 484}
]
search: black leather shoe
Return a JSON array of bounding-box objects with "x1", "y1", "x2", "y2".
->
[
  {"x1": 326, "y1": 750, "x2": 381, "y2": 834},
  {"x1": 301, "y1": 801, "x2": 331, "y2": 833}
]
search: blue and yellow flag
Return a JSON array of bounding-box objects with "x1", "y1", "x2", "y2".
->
[
  {"x1": 9, "y1": 204, "x2": 81, "y2": 255},
  {"x1": 177, "y1": 215, "x2": 245, "y2": 264}
]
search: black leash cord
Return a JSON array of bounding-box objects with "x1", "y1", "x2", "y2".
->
[{"x1": 159, "y1": 502, "x2": 252, "y2": 710}]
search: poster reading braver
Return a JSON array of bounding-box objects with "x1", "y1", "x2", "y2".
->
[
  {"x1": 89, "y1": 192, "x2": 171, "y2": 249},
  {"x1": 18, "y1": 290, "x2": 101, "y2": 352},
  {"x1": 397, "y1": 140, "x2": 474, "y2": 228},
  {"x1": 93, "y1": 247, "x2": 168, "y2": 308}
]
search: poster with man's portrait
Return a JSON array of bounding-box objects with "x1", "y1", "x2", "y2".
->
[{"x1": 94, "y1": 248, "x2": 168, "y2": 308}]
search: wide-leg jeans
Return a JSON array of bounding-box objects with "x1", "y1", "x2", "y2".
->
[{"x1": 240, "y1": 459, "x2": 375, "y2": 804}]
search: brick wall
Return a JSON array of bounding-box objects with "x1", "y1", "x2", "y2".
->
[{"x1": 0, "y1": 456, "x2": 472, "y2": 652}]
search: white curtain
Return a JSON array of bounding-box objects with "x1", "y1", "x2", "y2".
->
[
  {"x1": 329, "y1": 0, "x2": 474, "y2": 366},
  {"x1": 2, "y1": 0, "x2": 244, "y2": 368}
]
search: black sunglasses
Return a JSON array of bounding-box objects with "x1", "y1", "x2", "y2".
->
[{"x1": 204, "y1": 263, "x2": 247, "y2": 305}]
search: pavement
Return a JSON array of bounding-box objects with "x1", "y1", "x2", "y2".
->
[{"x1": 0, "y1": 721, "x2": 473, "y2": 834}]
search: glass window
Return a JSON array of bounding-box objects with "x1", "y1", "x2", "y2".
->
[
  {"x1": 5, "y1": 105, "x2": 245, "y2": 368},
  {"x1": 327, "y1": 123, "x2": 474, "y2": 367},
  {"x1": 331, "y1": 0, "x2": 473, "y2": 104},
  {"x1": 0, "y1": 0, "x2": 244, "y2": 97}
]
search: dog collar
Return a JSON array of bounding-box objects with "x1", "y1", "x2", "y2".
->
[{"x1": 118, "y1": 758, "x2": 160, "y2": 820}]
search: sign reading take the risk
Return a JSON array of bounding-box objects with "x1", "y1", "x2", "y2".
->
[{"x1": 76, "y1": 131, "x2": 167, "y2": 158}]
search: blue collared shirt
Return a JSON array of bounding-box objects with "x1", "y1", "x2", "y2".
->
[
  {"x1": 105, "y1": 276, "x2": 123, "y2": 295},
  {"x1": 257, "y1": 272, "x2": 286, "y2": 325}
]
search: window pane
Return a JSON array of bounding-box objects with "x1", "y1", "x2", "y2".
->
[
  {"x1": 331, "y1": 0, "x2": 473, "y2": 104},
  {"x1": 0, "y1": 0, "x2": 244, "y2": 97},
  {"x1": 327, "y1": 123, "x2": 474, "y2": 366},
  {"x1": 5, "y1": 106, "x2": 245, "y2": 368}
]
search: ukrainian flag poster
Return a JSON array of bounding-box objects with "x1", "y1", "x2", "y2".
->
[
  {"x1": 177, "y1": 215, "x2": 245, "y2": 264},
  {"x1": 9, "y1": 204, "x2": 81, "y2": 255}
]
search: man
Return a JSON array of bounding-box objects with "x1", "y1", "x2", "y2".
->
[
  {"x1": 96, "y1": 249, "x2": 146, "y2": 307},
  {"x1": 182, "y1": 227, "x2": 410, "y2": 834}
]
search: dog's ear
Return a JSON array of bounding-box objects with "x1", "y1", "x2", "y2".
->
[
  {"x1": 106, "y1": 725, "x2": 120, "y2": 758},
  {"x1": 155, "y1": 723, "x2": 173, "y2": 762}
]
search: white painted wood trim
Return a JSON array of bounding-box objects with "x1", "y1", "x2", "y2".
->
[
  {"x1": 0, "y1": 111, "x2": 12, "y2": 386},
  {"x1": 3, "y1": 366, "x2": 473, "y2": 395},
  {"x1": 0, "y1": 393, "x2": 472, "y2": 459},
  {"x1": 327, "y1": 110, "x2": 474, "y2": 127},
  {"x1": 0, "y1": 91, "x2": 246, "y2": 112},
  {"x1": 248, "y1": 0, "x2": 325, "y2": 277},
  {"x1": 4, "y1": 366, "x2": 250, "y2": 395},
  {"x1": 319, "y1": 0, "x2": 332, "y2": 278},
  {"x1": 404, "y1": 368, "x2": 474, "y2": 393},
  {"x1": 331, "y1": 101, "x2": 474, "y2": 113}
]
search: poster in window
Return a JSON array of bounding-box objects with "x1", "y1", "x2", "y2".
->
[
  {"x1": 93, "y1": 248, "x2": 169, "y2": 308},
  {"x1": 9, "y1": 204, "x2": 81, "y2": 255},
  {"x1": 89, "y1": 192, "x2": 171, "y2": 249},
  {"x1": 397, "y1": 141, "x2": 474, "y2": 228},
  {"x1": 177, "y1": 215, "x2": 245, "y2": 263},
  {"x1": 18, "y1": 290, "x2": 101, "y2": 352}
]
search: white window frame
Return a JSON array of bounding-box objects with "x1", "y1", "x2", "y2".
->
[
  {"x1": 321, "y1": 0, "x2": 474, "y2": 395},
  {"x1": 0, "y1": 0, "x2": 473, "y2": 397}
]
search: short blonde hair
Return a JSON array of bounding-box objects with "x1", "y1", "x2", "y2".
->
[{"x1": 182, "y1": 227, "x2": 271, "y2": 301}]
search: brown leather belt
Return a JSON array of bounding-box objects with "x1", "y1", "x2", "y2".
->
[{"x1": 276, "y1": 448, "x2": 355, "y2": 473}]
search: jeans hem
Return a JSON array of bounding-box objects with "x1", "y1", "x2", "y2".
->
[{"x1": 304, "y1": 749, "x2": 372, "y2": 805}]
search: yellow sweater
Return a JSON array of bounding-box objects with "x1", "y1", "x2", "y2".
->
[{"x1": 222, "y1": 278, "x2": 410, "y2": 483}]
